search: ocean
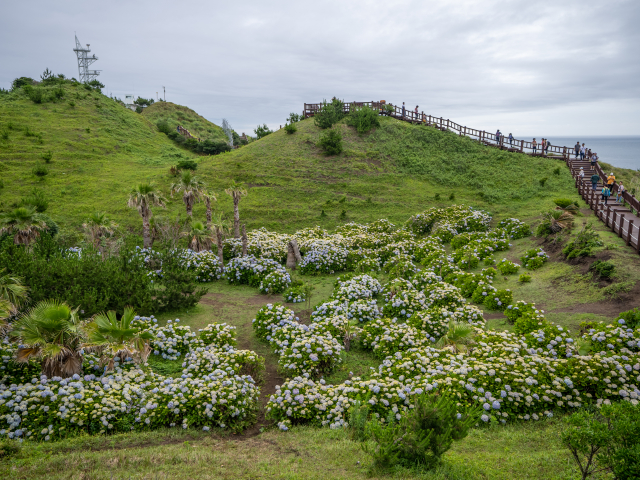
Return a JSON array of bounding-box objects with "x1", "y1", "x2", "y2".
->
[{"x1": 532, "y1": 136, "x2": 640, "y2": 171}]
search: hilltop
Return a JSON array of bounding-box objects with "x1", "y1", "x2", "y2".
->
[
  {"x1": 141, "y1": 101, "x2": 229, "y2": 143},
  {"x1": 0, "y1": 83, "x2": 637, "y2": 237}
]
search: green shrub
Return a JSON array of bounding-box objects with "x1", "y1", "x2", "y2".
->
[
  {"x1": 68, "y1": 101, "x2": 76, "y2": 108},
  {"x1": 176, "y1": 159, "x2": 197, "y2": 171},
  {"x1": 318, "y1": 128, "x2": 343, "y2": 155},
  {"x1": 0, "y1": 439, "x2": 21, "y2": 459},
  {"x1": 23, "y1": 85, "x2": 44, "y2": 104},
  {"x1": 618, "y1": 308, "x2": 640, "y2": 329},
  {"x1": 497, "y1": 259, "x2": 520, "y2": 275},
  {"x1": 254, "y1": 124, "x2": 273, "y2": 139},
  {"x1": 521, "y1": 248, "x2": 549, "y2": 269},
  {"x1": 590, "y1": 260, "x2": 615, "y2": 279},
  {"x1": 32, "y1": 163, "x2": 48, "y2": 177},
  {"x1": 434, "y1": 193, "x2": 441, "y2": 200},
  {"x1": 313, "y1": 98, "x2": 345, "y2": 129},
  {"x1": 20, "y1": 189, "x2": 48, "y2": 213},
  {"x1": 0, "y1": 130, "x2": 8, "y2": 141},
  {"x1": 562, "y1": 402, "x2": 640, "y2": 480},
  {"x1": 484, "y1": 289, "x2": 513, "y2": 311},
  {"x1": 345, "y1": 105, "x2": 380, "y2": 133},
  {"x1": 449, "y1": 193, "x2": 455, "y2": 200},
  {"x1": 364, "y1": 394, "x2": 480, "y2": 471},
  {"x1": 554, "y1": 198, "x2": 578, "y2": 208},
  {"x1": 157, "y1": 120, "x2": 172, "y2": 134},
  {"x1": 284, "y1": 122, "x2": 297, "y2": 134},
  {"x1": 483, "y1": 257, "x2": 495, "y2": 266},
  {"x1": 539, "y1": 177, "x2": 548, "y2": 187},
  {"x1": 562, "y1": 224, "x2": 602, "y2": 259},
  {"x1": 518, "y1": 273, "x2": 532, "y2": 283},
  {"x1": 11, "y1": 77, "x2": 34, "y2": 90},
  {"x1": 41, "y1": 150, "x2": 53, "y2": 163},
  {"x1": 553, "y1": 167, "x2": 561, "y2": 175}
]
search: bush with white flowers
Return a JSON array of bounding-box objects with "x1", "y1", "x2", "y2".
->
[
  {"x1": 497, "y1": 259, "x2": 520, "y2": 275},
  {"x1": 361, "y1": 318, "x2": 431, "y2": 358},
  {"x1": 198, "y1": 323, "x2": 237, "y2": 348},
  {"x1": 521, "y1": 248, "x2": 549, "y2": 270},
  {"x1": 283, "y1": 285, "x2": 306, "y2": 304},
  {"x1": 498, "y1": 218, "x2": 531, "y2": 239}
]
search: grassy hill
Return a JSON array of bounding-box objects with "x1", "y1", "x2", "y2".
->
[
  {"x1": 4, "y1": 83, "x2": 639, "y2": 237},
  {"x1": 141, "y1": 101, "x2": 229, "y2": 143}
]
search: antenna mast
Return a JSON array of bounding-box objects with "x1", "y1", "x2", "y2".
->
[
  {"x1": 222, "y1": 119, "x2": 234, "y2": 147},
  {"x1": 73, "y1": 35, "x2": 100, "y2": 83}
]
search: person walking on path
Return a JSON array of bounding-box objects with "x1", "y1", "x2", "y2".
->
[
  {"x1": 591, "y1": 152, "x2": 598, "y2": 170},
  {"x1": 402, "y1": 102, "x2": 406, "y2": 119},
  {"x1": 532, "y1": 138, "x2": 538, "y2": 154},
  {"x1": 541, "y1": 138, "x2": 546, "y2": 154},
  {"x1": 414, "y1": 105, "x2": 418, "y2": 121},
  {"x1": 601, "y1": 185, "x2": 611, "y2": 205},
  {"x1": 575, "y1": 141, "x2": 580, "y2": 159},
  {"x1": 607, "y1": 172, "x2": 616, "y2": 188},
  {"x1": 617, "y1": 183, "x2": 625, "y2": 204},
  {"x1": 546, "y1": 140, "x2": 551, "y2": 154},
  {"x1": 591, "y1": 172, "x2": 600, "y2": 191},
  {"x1": 496, "y1": 129, "x2": 501, "y2": 145},
  {"x1": 580, "y1": 143, "x2": 586, "y2": 160},
  {"x1": 579, "y1": 167, "x2": 585, "y2": 182},
  {"x1": 508, "y1": 133, "x2": 513, "y2": 146}
]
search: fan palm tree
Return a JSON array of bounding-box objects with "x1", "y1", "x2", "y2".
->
[
  {"x1": 11, "y1": 300, "x2": 84, "y2": 378},
  {"x1": 0, "y1": 206, "x2": 48, "y2": 245},
  {"x1": 435, "y1": 320, "x2": 476, "y2": 354},
  {"x1": 171, "y1": 171, "x2": 205, "y2": 217},
  {"x1": 202, "y1": 191, "x2": 217, "y2": 229},
  {"x1": 83, "y1": 307, "x2": 153, "y2": 370},
  {"x1": 211, "y1": 213, "x2": 230, "y2": 267},
  {"x1": 127, "y1": 184, "x2": 166, "y2": 248},
  {"x1": 82, "y1": 211, "x2": 118, "y2": 252},
  {"x1": 0, "y1": 268, "x2": 28, "y2": 309},
  {"x1": 546, "y1": 210, "x2": 574, "y2": 233},
  {"x1": 187, "y1": 220, "x2": 212, "y2": 252},
  {"x1": 225, "y1": 180, "x2": 248, "y2": 237}
]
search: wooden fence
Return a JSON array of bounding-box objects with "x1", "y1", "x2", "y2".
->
[{"x1": 304, "y1": 100, "x2": 640, "y2": 254}]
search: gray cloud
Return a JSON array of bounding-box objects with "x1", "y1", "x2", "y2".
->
[{"x1": 1, "y1": 0, "x2": 639, "y2": 136}]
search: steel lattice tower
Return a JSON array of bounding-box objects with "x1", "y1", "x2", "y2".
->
[{"x1": 73, "y1": 35, "x2": 100, "y2": 83}]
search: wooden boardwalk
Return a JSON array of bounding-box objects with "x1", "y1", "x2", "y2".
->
[{"x1": 304, "y1": 100, "x2": 640, "y2": 254}]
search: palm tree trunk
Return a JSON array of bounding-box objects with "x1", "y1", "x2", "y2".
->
[
  {"x1": 241, "y1": 224, "x2": 247, "y2": 256},
  {"x1": 205, "y1": 197, "x2": 212, "y2": 229},
  {"x1": 142, "y1": 214, "x2": 152, "y2": 248},
  {"x1": 216, "y1": 227, "x2": 224, "y2": 268},
  {"x1": 233, "y1": 194, "x2": 240, "y2": 238},
  {"x1": 186, "y1": 201, "x2": 193, "y2": 217}
]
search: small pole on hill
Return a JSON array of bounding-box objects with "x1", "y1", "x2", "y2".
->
[{"x1": 163, "y1": 86, "x2": 166, "y2": 102}]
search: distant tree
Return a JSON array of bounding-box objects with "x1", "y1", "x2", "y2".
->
[
  {"x1": 82, "y1": 212, "x2": 118, "y2": 252},
  {"x1": 40, "y1": 68, "x2": 57, "y2": 85},
  {"x1": 134, "y1": 97, "x2": 155, "y2": 107},
  {"x1": 187, "y1": 220, "x2": 212, "y2": 252},
  {"x1": 127, "y1": 184, "x2": 166, "y2": 248},
  {"x1": 202, "y1": 191, "x2": 217, "y2": 229},
  {"x1": 287, "y1": 112, "x2": 303, "y2": 123},
  {"x1": 254, "y1": 124, "x2": 273, "y2": 139},
  {"x1": 11, "y1": 77, "x2": 35, "y2": 91},
  {"x1": 211, "y1": 213, "x2": 230, "y2": 268},
  {"x1": 0, "y1": 206, "x2": 48, "y2": 246},
  {"x1": 171, "y1": 171, "x2": 205, "y2": 217},
  {"x1": 86, "y1": 80, "x2": 105, "y2": 92},
  {"x1": 225, "y1": 180, "x2": 248, "y2": 238}
]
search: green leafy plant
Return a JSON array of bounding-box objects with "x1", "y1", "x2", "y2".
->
[
  {"x1": 434, "y1": 193, "x2": 441, "y2": 200},
  {"x1": 590, "y1": 260, "x2": 615, "y2": 279},
  {"x1": 519, "y1": 273, "x2": 532, "y2": 283},
  {"x1": 553, "y1": 167, "x2": 561, "y2": 175},
  {"x1": 41, "y1": 150, "x2": 53, "y2": 163},
  {"x1": 254, "y1": 123, "x2": 273, "y2": 139},
  {"x1": 345, "y1": 105, "x2": 380, "y2": 133},
  {"x1": 562, "y1": 224, "x2": 602, "y2": 259},
  {"x1": 313, "y1": 98, "x2": 345, "y2": 129},
  {"x1": 176, "y1": 159, "x2": 197, "y2": 171},
  {"x1": 0, "y1": 130, "x2": 8, "y2": 141},
  {"x1": 20, "y1": 189, "x2": 49, "y2": 213},
  {"x1": 317, "y1": 128, "x2": 343, "y2": 155},
  {"x1": 618, "y1": 308, "x2": 640, "y2": 329},
  {"x1": 31, "y1": 163, "x2": 49, "y2": 177},
  {"x1": 562, "y1": 402, "x2": 640, "y2": 480},
  {"x1": 23, "y1": 85, "x2": 44, "y2": 104},
  {"x1": 284, "y1": 123, "x2": 297, "y2": 134},
  {"x1": 449, "y1": 193, "x2": 455, "y2": 200},
  {"x1": 539, "y1": 177, "x2": 548, "y2": 187},
  {"x1": 536, "y1": 210, "x2": 574, "y2": 236},
  {"x1": 364, "y1": 394, "x2": 481, "y2": 471}
]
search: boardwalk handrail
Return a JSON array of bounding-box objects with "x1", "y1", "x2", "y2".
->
[{"x1": 303, "y1": 100, "x2": 640, "y2": 215}]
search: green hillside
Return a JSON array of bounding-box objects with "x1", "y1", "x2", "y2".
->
[
  {"x1": 0, "y1": 83, "x2": 636, "y2": 237},
  {"x1": 141, "y1": 101, "x2": 229, "y2": 143}
]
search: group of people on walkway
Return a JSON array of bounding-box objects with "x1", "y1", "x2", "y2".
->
[
  {"x1": 579, "y1": 168, "x2": 625, "y2": 205},
  {"x1": 493, "y1": 130, "x2": 553, "y2": 155}
]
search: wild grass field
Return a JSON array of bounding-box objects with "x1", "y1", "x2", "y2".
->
[{"x1": 1, "y1": 85, "x2": 639, "y2": 479}]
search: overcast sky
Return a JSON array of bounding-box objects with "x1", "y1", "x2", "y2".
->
[{"x1": 1, "y1": 0, "x2": 639, "y2": 136}]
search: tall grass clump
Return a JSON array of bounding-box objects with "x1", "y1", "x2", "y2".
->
[
  {"x1": 346, "y1": 105, "x2": 380, "y2": 133},
  {"x1": 318, "y1": 128, "x2": 343, "y2": 155}
]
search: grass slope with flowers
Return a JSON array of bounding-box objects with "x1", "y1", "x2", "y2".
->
[{"x1": 2, "y1": 85, "x2": 640, "y2": 479}]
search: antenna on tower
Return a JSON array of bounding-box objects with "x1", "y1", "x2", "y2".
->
[{"x1": 73, "y1": 35, "x2": 101, "y2": 83}]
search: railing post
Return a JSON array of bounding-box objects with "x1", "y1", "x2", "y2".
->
[
  {"x1": 619, "y1": 215, "x2": 626, "y2": 238},
  {"x1": 627, "y1": 220, "x2": 634, "y2": 246},
  {"x1": 607, "y1": 208, "x2": 614, "y2": 229},
  {"x1": 520, "y1": 140, "x2": 524, "y2": 153}
]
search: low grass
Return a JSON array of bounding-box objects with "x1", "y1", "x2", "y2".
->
[{"x1": 1, "y1": 418, "x2": 608, "y2": 480}]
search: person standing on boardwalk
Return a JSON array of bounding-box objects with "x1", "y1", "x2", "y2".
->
[
  {"x1": 402, "y1": 102, "x2": 406, "y2": 119},
  {"x1": 591, "y1": 172, "x2": 600, "y2": 191},
  {"x1": 508, "y1": 133, "x2": 513, "y2": 146},
  {"x1": 579, "y1": 167, "x2": 585, "y2": 181},
  {"x1": 414, "y1": 105, "x2": 418, "y2": 121},
  {"x1": 541, "y1": 138, "x2": 546, "y2": 154},
  {"x1": 546, "y1": 140, "x2": 551, "y2": 154},
  {"x1": 532, "y1": 138, "x2": 537, "y2": 154},
  {"x1": 591, "y1": 152, "x2": 598, "y2": 169},
  {"x1": 496, "y1": 129, "x2": 501, "y2": 145},
  {"x1": 575, "y1": 141, "x2": 580, "y2": 159},
  {"x1": 607, "y1": 172, "x2": 616, "y2": 188},
  {"x1": 617, "y1": 183, "x2": 625, "y2": 204},
  {"x1": 602, "y1": 185, "x2": 611, "y2": 205},
  {"x1": 580, "y1": 143, "x2": 586, "y2": 160}
]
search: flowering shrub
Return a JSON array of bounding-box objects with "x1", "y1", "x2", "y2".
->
[
  {"x1": 498, "y1": 218, "x2": 531, "y2": 239},
  {"x1": 519, "y1": 273, "x2": 532, "y2": 283},
  {"x1": 361, "y1": 318, "x2": 430, "y2": 358},
  {"x1": 505, "y1": 301, "x2": 541, "y2": 325},
  {"x1": 182, "y1": 346, "x2": 265, "y2": 382},
  {"x1": 410, "y1": 305, "x2": 485, "y2": 340},
  {"x1": 132, "y1": 317, "x2": 198, "y2": 360},
  {"x1": 226, "y1": 255, "x2": 288, "y2": 289},
  {"x1": 259, "y1": 270, "x2": 292, "y2": 294},
  {"x1": 382, "y1": 289, "x2": 427, "y2": 319},
  {"x1": 0, "y1": 339, "x2": 40, "y2": 386},
  {"x1": 354, "y1": 256, "x2": 381, "y2": 273},
  {"x1": 299, "y1": 243, "x2": 348, "y2": 275},
  {"x1": 471, "y1": 283, "x2": 497, "y2": 305},
  {"x1": 484, "y1": 289, "x2": 513, "y2": 311},
  {"x1": 333, "y1": 275, "x2": 382, "y2": 301},
  {"x1": 252, "y1": 304, "x2": 296, "y2": 340},
  {"x1": 444, "y1": 272, "x2": 490, "y2": 298},
  {"x1": 177, "y1": 250, "x2": 224, "y2": 282},
  {"x1": 277, "y1": 330, "x2": 344, "y2": 377},
  {"x1": 582, "y1": 322, "x2": 640, "y2": 355},
  {"x1": 198, "y1": 323, "x2": 237, "y2": 348},
  {"x1": 283, "y1": 285, "x2": 306, "y2": 303},
  {"x1": 521, "y1": 248, "x2": 549, "y2": 270},
  {"x1": 497, "y1": 259, "x2": 520, "y2": 275},
  {"x1": 312, "y1": 299, "x2": 380, "y2": 323}
]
